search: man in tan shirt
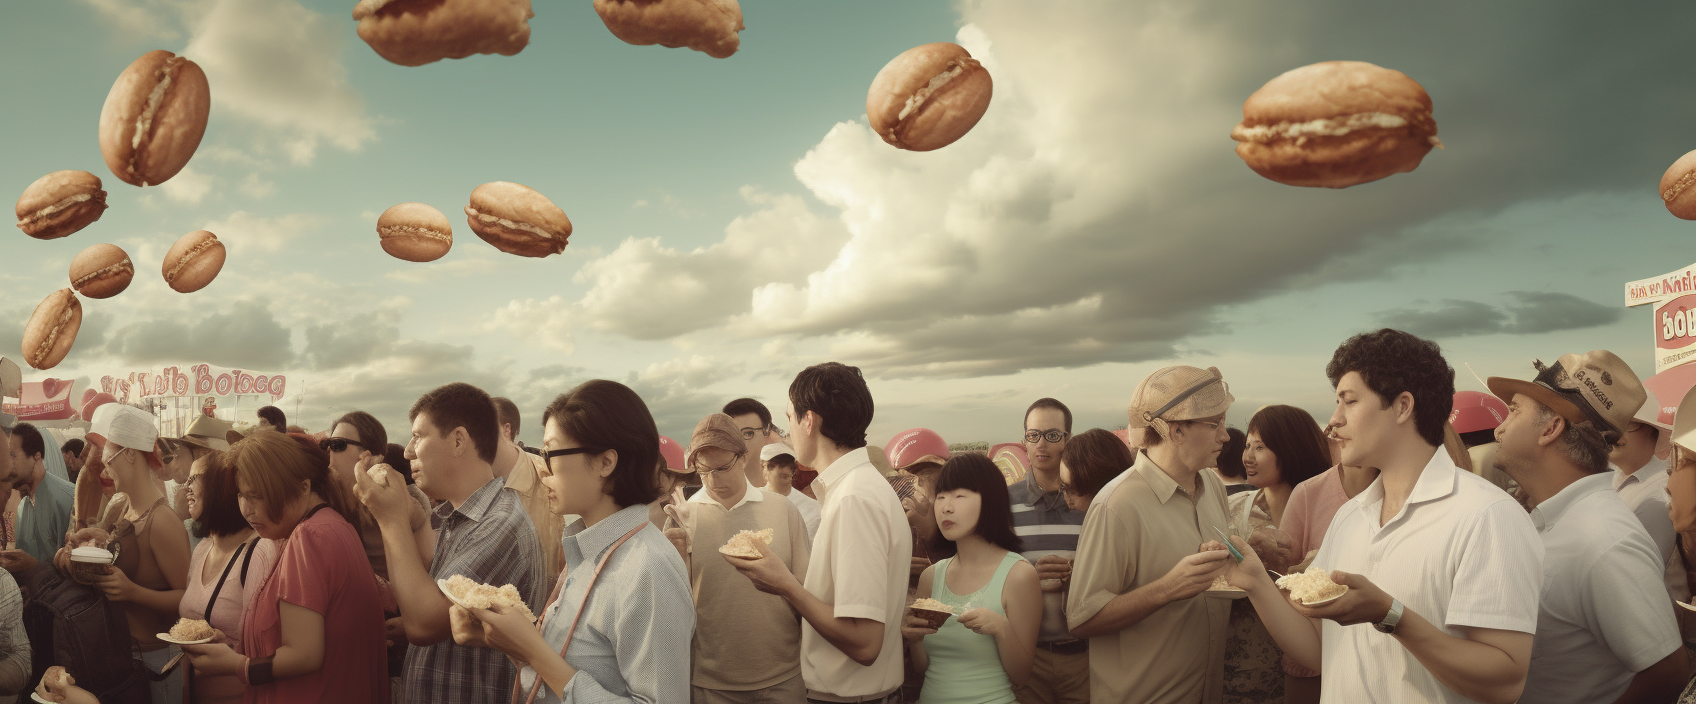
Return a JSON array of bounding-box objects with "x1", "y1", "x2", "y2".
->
[
  {"x1": 492, "y1": 397, "x2": 564, "y2": 582},
  {"x1": 1066, "y1": 365, "x2": 1235, "y2": 704}
]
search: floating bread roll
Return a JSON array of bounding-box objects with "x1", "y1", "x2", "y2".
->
[
  {"x1": 16, "y1": 170, "x2": 108, "y2": 240},
  {"x1": 162, "y1": 230, "x2": 225, "y2": 293},
  {"x1": 464, "y1": 181, "x2": 571, "y2": 258},
  {"x1": 1660, "y1": 150, "x2": 1696, "y2": 220},
  {"x1": 22, "y1": 289, "x2": 82, "y2": 371},
  {"x1": 353, "y1": 0, "x2": 534, "y2": 66},
  {"x1": 718, "y1": 528, "x2": 773, "y2": 559},
  {"x1": 593, "y1": 0, "x2": 744, "y2": 59},
  {"x1": 98, "y1": 50, "x2": 211, "y2": 187},
  {"x1": 866, "y1": 43, "x2": 993, "y2": 152},
  {"x1": 378, "y1": 203, "x2": 452, "y2": 262},
  {"x1": 1231, "y1": 61, "x2": 1441, "y2": 189},
  {"x1": 69, "y1": 243, "x2": 134, "y2": 299}
]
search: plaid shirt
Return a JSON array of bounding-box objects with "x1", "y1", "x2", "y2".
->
[{"x1": 404, "y1": 477, "x2": 546, "y2": 704}]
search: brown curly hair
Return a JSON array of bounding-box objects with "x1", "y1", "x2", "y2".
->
[{"x1": 1325, "y1": 329, "x2": 1455, "y2": 447}]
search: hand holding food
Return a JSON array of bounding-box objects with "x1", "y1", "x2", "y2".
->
[
  {"x1": 718, "y1": 528, "x2": 773, "y2": 559},
  {"x1": 1231, "y1": 60, "x2": 1440, "y2": 188},
  {"x1": 866, "y1": 42, "x2": 993, "y2": 152},
  {"x1": 98, "y1": 50, "x2": 211, "y2": 187},
  {"x1": 1160, "y1": 545, "x2": 1230, "y2": 602},
  {"x1": 16, "y1": 170, "x2": 107, "y2": 240}
]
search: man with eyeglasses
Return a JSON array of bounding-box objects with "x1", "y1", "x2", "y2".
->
[
  {"x1": 724, "y1": 398, "x2": 777, "y2": 488},
  {"x1": 1004, "y1": 399, "x2": 1090, "y2": 704},
  {"x1": 661, "y1": 414, "x2": 811, "y2": 704}
]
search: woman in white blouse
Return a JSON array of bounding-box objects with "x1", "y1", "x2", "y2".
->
[{"x1": 450, "y1": 380, "x2": 693, "y2": 704}]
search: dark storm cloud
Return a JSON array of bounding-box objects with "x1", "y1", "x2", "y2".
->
[
  {"x1": 103, "y1": 299, "x2": 294, "y2": 368},
  {"x1": 1375, "y1": 291, "x2": 1621, "y2": 338}
]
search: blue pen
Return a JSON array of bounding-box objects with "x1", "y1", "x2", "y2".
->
[{"x1": 1212, "y1": 526, "x2": 1245, "y2": 563}]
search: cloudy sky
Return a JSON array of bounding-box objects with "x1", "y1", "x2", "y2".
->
[{"x1": 3, "y1": 0, "x2": 1692, "y2": 448}]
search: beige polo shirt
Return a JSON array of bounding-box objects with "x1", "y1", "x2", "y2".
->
[
  {"x1": 1066, "y1": 450, "x2": 1231, "y2": 704},
  {"x1": 504, "y1": 448, "x2": 565, "y2": 581},
  {"x1": 685, "y1": 481, "x2": 811, "y2": 690},
  {"x1": 801, "y1": 447, "x2": 913, "y2": 698}
]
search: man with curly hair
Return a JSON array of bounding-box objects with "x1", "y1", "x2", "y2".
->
[{"x1": 1221, "y1": 329, "x2": 1545, "y2": 704}]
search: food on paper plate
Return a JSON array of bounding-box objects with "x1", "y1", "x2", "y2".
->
[
  {"x1": 16, "y1": 170, "x2": 108, "y2": 240},
  {"x1": 1276, "y1": 567, "x2": 1348, "y2": 605},
  {"x1": 593, "y1": 0, "x2": 744, "y2": 59},
  {"x1": 464, "y1": 182, "x2": 571, "y2": 258},
  {"x1": 1231, "y1": 60, "x2": 1441, "y2": 189},
  {"x1": 866, "y1": 42, "x2": 993, "y2": 152},
  {"x1": 1208, "y1": 575, "x2": 1243, "y2": 592},
  {"x1": 718, "y1": 528, "x2": 773, "y2": 559},
  {"x1": 353, "y1": 0, "x2": 534, "y2": 67},
  {"x1": 162, "y1": 230, "x2": 225, "y2": 293},
  {"x1": 378, "y1": 203, "x2": 452, "y2": 262},
  {"x1": 22, "y1": 289, "x2": 82, "y2": 371},
  {"x1": 44, "y1": 666, "x2": 74, "y2": 691},
  {"x1": 98, "y1": 50, "x2": 211, "y2": 187},
  {"x1": 909, "y1": 597, "x2": 955, "y2": 628},
  {"x1": 168, "y1": 618, "x2": 215, "y2": 641},
  {"x1": 1660, "y1": 150, "x2": 1696, "y2": 220},
  {"x1": 442, "y1": 574, "x2": 537, "y2": 622},
  {"x1": 69, "y1": 244, "x2": 135, "y2": 299}
]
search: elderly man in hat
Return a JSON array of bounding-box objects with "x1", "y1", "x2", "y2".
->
[
  {"x1": 1489, "y1": 351, "x2": 1689, "y2": 703},
  {"x1": 1066, "y1": 366, "x2": 1235, "y2": 704},
  {"x1": 663, "y1": 414, "x2": 811, "y2": 704},
  {"x1": 1222, "y1": 329, "x2": 1544, "y2": 704}
]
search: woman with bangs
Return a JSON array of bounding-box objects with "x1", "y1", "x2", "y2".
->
[
  {"x1": 181, "y1": 432, "x2": 386, "y2": 703},
  {"x1": 1222, "y1": 405, "x2": 1332, "y2": 704},
  {"x1": 901, "y1": 454, "x2": 1042, "y2": 704},
  {"x1": 178, "y1": 452, "x2": 278, "y2": 704}
]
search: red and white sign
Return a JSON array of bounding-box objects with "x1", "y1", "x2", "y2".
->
[
  {"x1": 99, "y1": 364, "x2": 287, "y2": 404},
  {"x1": 1, "y1": 378, "x2": 78, "y2": 421},
  {"x1": 1656, "y1": 293, "x2": 1696, "y2": 373}
]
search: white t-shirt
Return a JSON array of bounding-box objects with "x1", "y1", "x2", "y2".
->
[
  {"x1": 1313, "y1": 447, "x2": 1544, "y2": 704},
  {"x1": 1522, "y1": 472, "x2": 1682, "y2": 704},
  {"x1": 785, "y1": 489, "x2": 821, "y2": 544},
  {"x1": 800, "y1": 448, "x2": 912, "y2": 698}
]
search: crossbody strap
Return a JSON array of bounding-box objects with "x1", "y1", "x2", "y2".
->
[
  {"x1": 513, "y1": 524, "x2": 648, "y2": 704},
  {"x1": 201, "y1": 540, "x2": 249, "y2": 618}
]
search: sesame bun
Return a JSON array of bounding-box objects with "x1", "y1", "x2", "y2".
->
[
  {"x1": 15, "y1": 170, "x2": 108, "y2": 240},
  {"x1": 1660, "y1": 149, "x2": 1696, "y2": 220},
  {"x1": 464, "y1": 182, "x2": 571, "y2": 258}
]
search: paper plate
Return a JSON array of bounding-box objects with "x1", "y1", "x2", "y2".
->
[
  {"x1": 1204, "y1": 587, "x2": 1249, "y2": 600},
  {"x1": 155, "y1": 633, "x2": 214, "y2": 646},
  {"x1": 909, "y1": 606, "x2": 954, "y2": 629},
  {"x1": 32, "y1": 693, "x2": 52, "y2": 704},
  {"x1": 1298, "y1": 587, "x2": 1349, "y2": 607},
  {"x1": 437, "y1": 579, "x2": 473, "y2": 611},
  {"x1": 1677, "y1": 600, "x2": 1696, "y2": 613}
]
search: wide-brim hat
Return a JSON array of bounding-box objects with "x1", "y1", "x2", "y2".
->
[
  {"x1": 1487, "y1": 350, "x2": 1645, "y2": 445},
  {"x1": 178, "y1": 415, "x2": 233, "y2": 452},
  {"x1": 1671, "y1": 385, "x2": 1696, "y2": 453}
]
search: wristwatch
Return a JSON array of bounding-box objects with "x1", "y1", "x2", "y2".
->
[{"x1": 1373, "y1": 598, "x2": 1404, "y2": 634}]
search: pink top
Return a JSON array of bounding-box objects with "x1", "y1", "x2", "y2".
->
[
  {"x1": 240, "y1": 507, "x2": 387, "y2": 704},
  {"x1": 181, "y1": 536, "x2": 279, "y2": 704},
  {"x1": 1281, "y1": 466, "x2": 1352, "y2": 564}
]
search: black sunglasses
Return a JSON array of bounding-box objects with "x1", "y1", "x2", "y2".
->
[
  {"x1": 541, "y1": 447, "x2": 599, "y2": 463},
  {"x1": 320, "y1": 437, "x2": 367, "y2": 453}
]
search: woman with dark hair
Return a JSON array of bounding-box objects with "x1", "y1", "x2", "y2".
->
[
  {"x1": 1223, "y1": 405, "x2": 1331, "y2": 704},
  {"x1": 1057, "y1": 428, "x2": 1134, "y2": 512},
  {"x1": 1216, "y1": 427, "x2": 1255, "y2": 495},
  {"x1": 322, "y1": 410, "x2": 432, "y2": 583},
  {"x1": 901, "y1": 454, "x2": 1042, "y2": 704},
  {"x1": 178, "y1": 453, "x2": 278, "y2": 704},
  {"x1": 181, "y1": 432, "x2": 387, "y2": 703},
  {"x1": 449, "y1": 379, "x2": 693, "y2": 704}
]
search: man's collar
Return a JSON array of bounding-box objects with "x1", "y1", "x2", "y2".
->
[
  {"x1": 815, "y1": 447, "x2": 871, "y2": 493},
  {"x1": 688, "y1": 477, "x2": 764, "y2": 509},
  {"x1": 1531, "y1": 472, "x2": 1614, "y2": 531},
  {"x1": 566, "y1": 503, "x2": 650, "y2": 565},
  {"x1": 449, "y1": 476, "x2": 507, "y2": 523},
  {"x1": 1355, "y1": 446, "x2": 1458, "y2": 516},
  {"x1": 1020, "y1": 470, "x2": 1067, "y2": 509},
  {"x1": 1134, "y1": 452, "x2": 1201, "y2": 504}
]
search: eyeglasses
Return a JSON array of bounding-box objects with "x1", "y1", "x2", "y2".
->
[
  {"x1": 738, "y1": 426, "x2": 769, "y2": 441},
  {"x1": 1185, "y1": 420, "x2": 1223, "y2": 432},
  {"x1": 1057, "y1": 479, "x2": 1079, "y2": 496},
  {"x1": 319, "y1": 437, "x2": 367, "y2": 453},
  {"x1": 693, "y1": 454, "x2": 745, "y2": 477},
  {"x1": 1024, "y1": 430, "x2": 1068, "y2": 444}
]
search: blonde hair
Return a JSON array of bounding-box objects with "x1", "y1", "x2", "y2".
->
[{"x1": 228, "y1": 431, "x2": 358, "y2": 527}]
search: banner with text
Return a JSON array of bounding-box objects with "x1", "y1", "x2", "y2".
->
[
  {"x1": 100, "y1": 364, "x2": 287, "y2": 404},
  {"x1": 1655, "y1": 294, "x2": 1696, "y2": 373},
  {"x1": 0, "y1": 378, "x2": 77, "y2": 420}
]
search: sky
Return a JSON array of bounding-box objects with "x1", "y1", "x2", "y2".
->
[{"x1": 2, "y1": 0, "x2": 1693, "y2": 448}]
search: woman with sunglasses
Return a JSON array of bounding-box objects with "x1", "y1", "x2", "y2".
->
[
  {"x1": 1057, "y1": 429, "x2": 1134, "y2": 513},
  {"x1": 450, "y1": 380, "x2": 692, "y2": 704},
  {"x1": 321, "y1": 411, "x2": 433, "y2": 582},
  {"x1": 901, "y1": 454, "x2": 1042, "y2": 704},
  {"x1": 178, "y1": 452, "x2": 277, "y2": 704}
]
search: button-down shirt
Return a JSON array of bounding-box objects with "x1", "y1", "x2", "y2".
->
[
  {"x1": 519, "y1": 503, "x2": 693, "y2": 703},
  {"x1": 1313, "y1": 447, "x2": 1543, "y2": 704},
  {"x1": 405, "y1": 477, "x2": 545, "y2": 704},
  {"x1": 802, "y1": 447, "x2": 912, "y2": 698},
  {"x1": 1523, "y1": 473, "x2": 1681, "y2": 704},
  {"x1": 1066, "y1": 451, "x2": 1230, "y2": 704},
  {"x1": 16, "y1": 471, "x2": 72, "y2": 565},
  {"x1": 1007, "y1": 470, "x2": 1086, "y2": 643}
]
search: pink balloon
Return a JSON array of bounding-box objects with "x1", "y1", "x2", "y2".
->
[
  {"x1": 81, "y1": 393, "x2": 117, "y2": 422},
  {"x1": 80, "y1": 388, "x2": 98, "y2": 406}
]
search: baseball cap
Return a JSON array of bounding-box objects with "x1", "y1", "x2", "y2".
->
[
  {"x1": 759, "y1": 443, "x2": 795, "y2": 462},
  {"x1": 1487, "y1": 349, "x2": 1645, "y2": 445},
  {"x1": 1449, "y1": 391, "x2": 1509, "y2": 434},
  {"x1": 688, "y1": 414, "x2": 747, "y2": 468},
  {"x1": 1127, "y1": 366, "x2": 1234, "y2": 441},
  {"x1": 658, "y1": 435, "x2": 687, "y2": 473},
  {"x1": 89, "y1": 404, "x2": 159, "y2": 452},
  {"x1": 884, "y1": 428, "x2": 949, "y2": 471}
]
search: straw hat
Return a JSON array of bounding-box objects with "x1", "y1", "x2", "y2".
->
[
  {"x1": 1127, "y1": 366, "x2": 1234, "y2": 441},
  {"x1": 1486, "y1": 350, "x2": 1644, "y2": 445}
]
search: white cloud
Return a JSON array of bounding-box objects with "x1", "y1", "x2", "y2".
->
[
  {"x1": 385, "y1": 257, "x2": 500, "y2": 284},
  {"x1": 238, "y1": 172, "x2": 276, "y2": 199},
  {"x1": 78, "y1": 0, "x2": 185, "y2": 41},
  {"x1": 200, "y1": 211, "x2": 325, "y2": 253},
  {"x1": 182, "y1": 0, "x2": 376, "y2": 165},
  {"x1": 160, "y1": 166, "x2": 214, "y2": 204},
  {"x1": 485, "y1": 296, "x2": 575, "y2": 353}
]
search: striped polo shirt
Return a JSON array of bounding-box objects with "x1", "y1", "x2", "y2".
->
[{"x1": 1008, "y1": 471, "x2": 1086, "y2": 643}]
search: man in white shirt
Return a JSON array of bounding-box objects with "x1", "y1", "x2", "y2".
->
[
  {"x1": 1225, "y1": 328, "x2": 1545, "y2": 704},
  {"x1": 1609, "y1": 390, "x2": 1687, "y2": 602},
  {"x1": 728, "y1": 362, "x2": 911, "y2": 704},
  {"x1": 761, "y1": 443, "x2": 819, "y2": 543},
  {"x1": 1487, "y1": 350, "x2": 1688, "y2": 704}
]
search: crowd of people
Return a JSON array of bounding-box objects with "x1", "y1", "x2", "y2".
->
[{"x1": 0, "y1": 327, "x2": 1694, "y2": 703}]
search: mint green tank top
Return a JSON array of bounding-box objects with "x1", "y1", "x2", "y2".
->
[{"x1": 918, "y1": 550, "x2": 1023, "y2": 704}]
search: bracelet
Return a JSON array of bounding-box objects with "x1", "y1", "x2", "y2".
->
[{"x1": 246, "y1": 656, "x2": 275, "y2": 686}]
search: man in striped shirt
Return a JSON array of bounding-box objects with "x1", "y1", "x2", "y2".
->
[
  {"x1": 358, "y1": 382, "x2": 545, "y2": 704},
  {"x1": 1008, "y1": 398, "x2": 1089, "y2": 704}
]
